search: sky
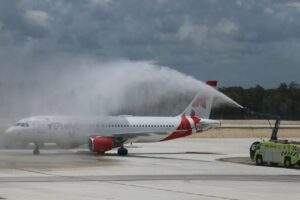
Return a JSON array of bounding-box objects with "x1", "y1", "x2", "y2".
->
[{"x1": 0, "y1": 0, "x2": 300, "y2": 87}]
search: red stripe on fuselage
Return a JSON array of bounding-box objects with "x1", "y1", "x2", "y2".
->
[{"x1": 162, "y1": 115, "x2": 192, "y2": 141}]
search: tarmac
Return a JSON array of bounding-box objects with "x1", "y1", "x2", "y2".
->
[{"x1": 0, "y1": 138, "x2": 299, "y2": 200}]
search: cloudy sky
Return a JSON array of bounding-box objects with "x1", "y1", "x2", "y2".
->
[{"x1": 0, "y1": 0, "x2": 300, "y2": 87}]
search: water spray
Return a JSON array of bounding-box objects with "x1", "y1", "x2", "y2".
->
[
  {"x1": 241, "y1": 107, "x2": 281, "y2": 140},
  {"x1": 242, "y1": 107, "x2": 280, "y2": 120},
  {"x1": 0, "y1": 59, "x2": 244, "y2": 118}
]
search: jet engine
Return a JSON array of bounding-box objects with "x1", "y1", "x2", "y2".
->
[{"x1": 88, "y1": 137, "x2": 113, "y2": 153}]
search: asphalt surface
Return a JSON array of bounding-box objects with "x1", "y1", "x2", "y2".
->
[{"x1": 0, "y1": 138, "x2": 299, "y2": 200}]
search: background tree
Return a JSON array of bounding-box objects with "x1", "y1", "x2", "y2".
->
[{"x1": 211, "y1": 82, "x2": 300, "y2": 120}]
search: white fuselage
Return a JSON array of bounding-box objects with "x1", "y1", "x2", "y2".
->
[{"x1": 5, "y1": 115, "x2": 220, "y2": 146}]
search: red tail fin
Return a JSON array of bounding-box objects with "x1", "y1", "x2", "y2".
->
[
  {"x1": 181, "y1": 80, "x2": 218, "y2": 118},
  {"x1": 206, "y1": 80, "x2": 217, "y2": 88}
]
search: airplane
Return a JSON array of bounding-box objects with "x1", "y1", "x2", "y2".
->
[{"x1": 4, "y1": 80, "x2": 221, "y2": 156}]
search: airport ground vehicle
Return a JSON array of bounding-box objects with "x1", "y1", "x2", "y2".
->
[{"x1": 250, "y1": 119, "x2": 300, "y2": 168}]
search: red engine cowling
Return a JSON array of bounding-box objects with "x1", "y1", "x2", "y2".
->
[{"x1": 88, "y1": 137, "x2": 113, "y2": 153}]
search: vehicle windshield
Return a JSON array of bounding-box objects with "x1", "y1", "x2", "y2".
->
[{"x1": 14, "y1": 123, "x2": 29, "y2": 127}]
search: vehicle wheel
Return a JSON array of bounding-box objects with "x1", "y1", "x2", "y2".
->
[
  {"x1": 250, "y1": 141, "x2": 260, "y2": 160},
  {"x1": 284, "y1": 157, "x2": 292, "y2": 168},
  {"x1": 255, "y1": 155, "x2": 264, "y2": 166},
  {"x1": 33, "y1": 149, "x2": 40, "y2": 155},
  {"x1": 118, "y1": 147, "x2": 128, "y2": 156}
]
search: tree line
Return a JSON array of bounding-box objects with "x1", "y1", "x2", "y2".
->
[{"x1": 211, "y1": 82, "x2": 300, "y2": 120}]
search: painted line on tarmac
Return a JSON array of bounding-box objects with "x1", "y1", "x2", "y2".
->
[
  {"x1": 0, "y1": 174, "x2": 299, "y2": 183},
  {"x1": 109, "y1": 181, "x2": 239, "y2": 200},
  {"x1": 126, "y1": 154, "x2": 212, "y2": 162}
]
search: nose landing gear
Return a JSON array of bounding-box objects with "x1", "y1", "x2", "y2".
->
[{"x1": 33, "y1": 143, "x2": 40, "y2": 155}]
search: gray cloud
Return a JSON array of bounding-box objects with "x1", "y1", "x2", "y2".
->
[{"x1": 0, "y1": 0, "x2": 299, "y2": 88}]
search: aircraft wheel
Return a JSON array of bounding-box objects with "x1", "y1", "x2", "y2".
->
[
  {"x1": 33, "y1": 149, "x2": 40, "y2": 155},
  {"x1": 33, "y1": 143, "x2": 40, "y2": 155},
  {"x1": 118, "y1": 147, "x2": 128, "y2": 156}
]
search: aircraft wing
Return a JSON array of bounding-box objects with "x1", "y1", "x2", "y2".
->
[
  {"x1": 88, "y1": 131, "x2": 170, "y2": 144},
  {"x1": 111, "y1": 131, "x2": 169, "y2": 140}
]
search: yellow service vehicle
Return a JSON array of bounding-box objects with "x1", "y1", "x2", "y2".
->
[
  {"x1": 250, "y1": 140, "x2": 300, "y2": 167},
  {"x1": 250, "y1": 119, "x2": 300, "y2": 168}
]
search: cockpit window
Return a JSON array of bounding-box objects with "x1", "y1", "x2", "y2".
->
[{"x1": 14, "y1": 123, "x2": 29, "y2": 127}]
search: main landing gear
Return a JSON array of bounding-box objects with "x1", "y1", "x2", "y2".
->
[
  {"x1": 117, "y1": 146, "x2": 128, "y2": 156},
  {"x1": 33, "y1": 143, "x2": 40, "y2": 155}
]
